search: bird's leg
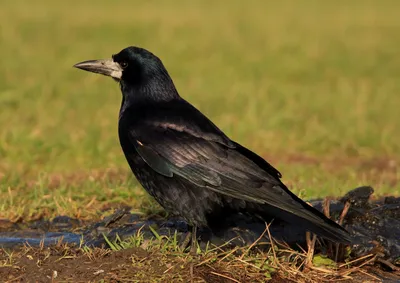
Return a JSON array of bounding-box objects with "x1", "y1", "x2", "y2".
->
[
  {"x1": 190, "y1": 225, "x2": 198, "y2": 255},
  {"x1": 180, "y1": 230, "x2": 192, "y2": 251}
]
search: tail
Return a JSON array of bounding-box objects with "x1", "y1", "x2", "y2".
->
[
  {"x1": 230, "y1": 143, "x2": 352, "y2": 243},
  {"x1": 254, "y1": 199, "x2": 352, "y2": 243}
]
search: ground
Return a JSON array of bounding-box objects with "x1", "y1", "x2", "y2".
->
[
  {"x1": 2, "y1": 244, "x2": 396, "y2": 282},
  {"x1": 0, "y1": 0, "x2": 399, "y2": 282}
]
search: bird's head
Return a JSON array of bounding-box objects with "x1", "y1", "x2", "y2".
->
[
  {"x1": 74, "y1": 46, "x2": 179, "y2": 102},
  {"x1": 75, "y1": 46, "x2": 171, "y2": 83}
]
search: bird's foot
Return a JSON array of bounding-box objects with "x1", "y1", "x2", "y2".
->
[
  {"x1": 180, "y1": 231, "x2": 192, "y2": 251},
  {"x1": 190, "y1": 225, "x2": 198, "y2": 255},
  {"x1": 180, "y1": 226, "x2": 198, "y2": 255},
  {"x1": 190, "y1": 240, "x2": 197, "y2": 256}
]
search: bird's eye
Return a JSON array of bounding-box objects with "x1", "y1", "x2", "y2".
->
[{"x1": 120, "y1": 61, "x2": 128, "y2": 68}]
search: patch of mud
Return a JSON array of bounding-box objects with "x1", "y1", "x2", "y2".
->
[
  {"x1": 268, "y1": 154, "x2": 399, "y2": 186},
  {"x1": 1, "y1": 244, "x2": 395, "y2": 282},
  {"x1": 0, "y1": 246, "x2": 177, "y2": 282},
  {"x1": 1, "y1": 187, "x2": 400, "y2": 281}
]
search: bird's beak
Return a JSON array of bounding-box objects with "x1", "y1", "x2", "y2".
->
[{"x1": 73, "y1": 59, "x2": 123, "y2": 80}]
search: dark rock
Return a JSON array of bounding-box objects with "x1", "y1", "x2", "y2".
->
[{"x1": 339, "y1": 186, "x2": 374, "y2": 207}]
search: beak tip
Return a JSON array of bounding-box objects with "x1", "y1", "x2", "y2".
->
[{"x1": 73, "y1": 62, "x2": 83, "y2": 69}]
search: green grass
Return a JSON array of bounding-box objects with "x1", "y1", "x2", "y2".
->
[{"x1": 1, "y1": 0, "x2": 400, "y2": 221}]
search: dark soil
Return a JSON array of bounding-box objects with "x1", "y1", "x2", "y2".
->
[
  {"x1": 1, "y1": 186, "x2": 400, "y2": 282},
  {"x1": 1, "y1": 245, "x2": 398, "y2": 282}
]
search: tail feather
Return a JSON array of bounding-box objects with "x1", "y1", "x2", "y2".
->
[{"x1": 253, "y1": 203, "x2": 352, "y2": 243}]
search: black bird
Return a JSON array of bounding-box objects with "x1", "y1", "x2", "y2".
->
[{"x1": 74, "y1": 46, "x2": 351, "y2": 253}]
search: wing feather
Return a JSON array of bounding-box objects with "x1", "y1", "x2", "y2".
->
[{"x1": 130, "y1": 125, "x2": 292, "y2": 208}]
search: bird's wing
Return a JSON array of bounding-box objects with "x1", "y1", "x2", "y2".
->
[
  {"x1": 128, "y1": 119, "x2": 309, "y2": 215},
  {"x1": 122, "y1": 100, "x2": 350, "y2": 243}
]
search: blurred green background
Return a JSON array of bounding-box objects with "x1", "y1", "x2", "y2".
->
[{"x1": 1, "y1": 0, "x2": 399, "y2": 220}]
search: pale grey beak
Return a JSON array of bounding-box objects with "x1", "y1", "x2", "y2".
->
[{"x1": 73, "y1": 59, "x2": 123, "y2": 80}]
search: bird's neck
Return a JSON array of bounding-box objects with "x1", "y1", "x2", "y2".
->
[{"x1": 119, "y1": 76, "x2": 180, "y2": 116}]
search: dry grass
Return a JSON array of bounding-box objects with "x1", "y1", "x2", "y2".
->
[{"x1": 0, "y1": 229, "x2": 389, "y2": 282}]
